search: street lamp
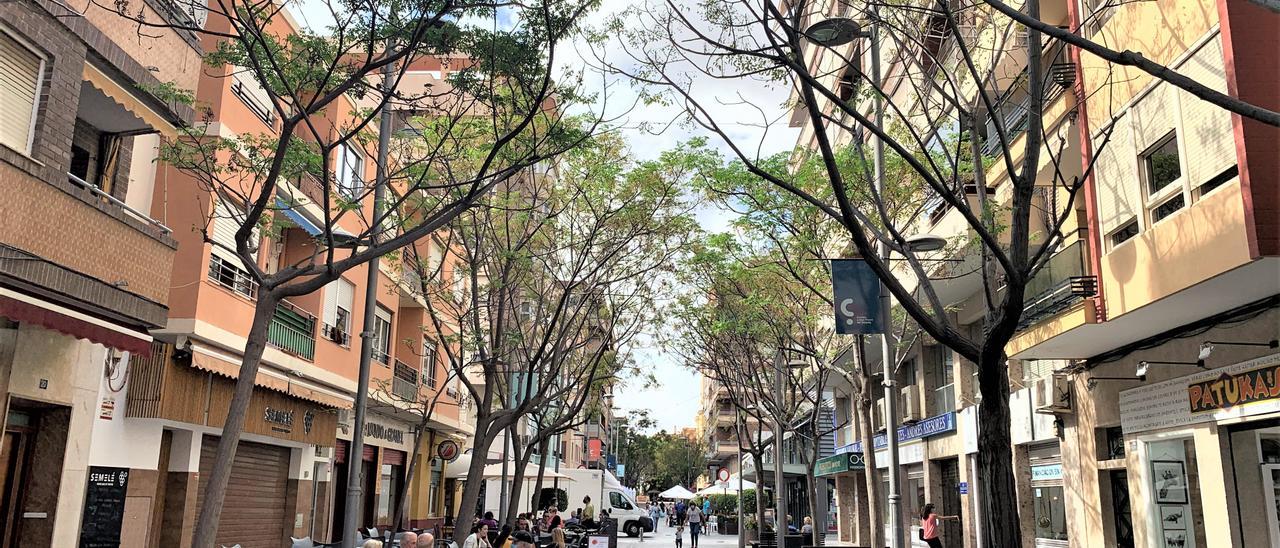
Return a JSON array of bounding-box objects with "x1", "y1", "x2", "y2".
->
[
  {"x1": 773, "y1": 352, "x2": 809, "y2": 545},
  {"x1": 806, "y1": 11, "x2": 945, "y2": 548}
]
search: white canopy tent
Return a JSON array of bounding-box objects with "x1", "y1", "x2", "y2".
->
[
  {"x1": 694, "y1": 474, "x2": 756, "y2": 496},
  {"x1": 657, "y1": 485, "x2": 697, "y2": 500}
]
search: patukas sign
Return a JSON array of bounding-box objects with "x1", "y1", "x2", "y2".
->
[{"x1": 1119, "y1": 352, "x2": 1280, "y2": 434}]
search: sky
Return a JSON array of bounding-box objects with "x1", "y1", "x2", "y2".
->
[{"x1": 293, "y1": 0, "x2": 799, "y2": 434}]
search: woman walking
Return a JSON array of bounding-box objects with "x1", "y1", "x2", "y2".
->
[
  {"x1": 919, "y1": 503, "x2": 959, "y2": 548},
  {"x1": 686, "y1": 503, "x2": 703, "y2": 548}
]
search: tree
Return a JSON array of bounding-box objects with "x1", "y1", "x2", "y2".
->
[
  {"x1": 653, "y1": 432, "x2": 708, "y2": 488},
  {"x1": 101, "y1": 0, "x2": 601, "y2": 543},
  {"x1": 410, "y1": 134, "x2": 697, "y2": 539},
  {"x1": 605, "y1": 0, "x2": 1280, "y2": 543}
]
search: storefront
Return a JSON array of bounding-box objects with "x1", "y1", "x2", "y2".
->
[
  {"x1": 332, "y1": 408, "x2": 416, "y2": 537},
  {"x1": 105, "y1": 341, "x2": 342, "y2": 548},
  {"x1": 1028, "y1": 444, "x2": 1067, "y2": 547},
  {"x1": 1118, "y1": 351, "x2": 1280, "y2": 548}
]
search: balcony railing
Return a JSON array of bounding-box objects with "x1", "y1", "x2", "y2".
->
[
  {"x1": 1019, "y1": 241, "x2": 1097, "y2": 329},
  {"x1": 267, "y1": 299, "x2": 316, "y2": 360},
  {"x1": 208, "y1": 254, "x2": 259, "y2": 298},
  {"x1": 981, "y1": 39, "x2": 1073, "y2": 157},
  {"x1": 393, "y1": 359, "x2": 419, "y2": 401},
  {"x1": 67, "y1": 173, "x2": 171, "y2": 234}
]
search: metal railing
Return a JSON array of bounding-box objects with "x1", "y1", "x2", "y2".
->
[
  {"x1": 267, "y1": 299, "x2": 316, "y2": 360},
  {"x1": 67, "y1": 173, "x2": 172, "y2": 234},
  {"x1": 393, "y1": 359, "x2": 418, "y2": 400},
  {"x1": 207, "y1": 254, "x2": 259, "y2": 298},
  {"x1": 1019, "y1": 241, "x2": 1097, "y2": 329},
  {"x1": 981, "y1": 39, "x2": 1073, "y2": 157}
]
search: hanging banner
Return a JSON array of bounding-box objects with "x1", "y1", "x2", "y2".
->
[
  {"x1": 831, "y1": 259, "x2": 882, "y2": 334},
  {"x1": 588, "y1": 438, "x2": 603, "y2": 461}
]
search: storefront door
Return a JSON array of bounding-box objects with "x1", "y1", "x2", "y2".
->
[
  {"x1": 0, "y1": 430, "x2": 29, "y2": 548},
  {"x1": 937, "y1": 459, "x2": 962, "y2": 544},
  {"x1": 1263, "y1": 465, "x2": 1280, "y2": 543}
]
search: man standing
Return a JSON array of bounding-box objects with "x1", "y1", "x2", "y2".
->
[{"x1": 675, "y1": 500, "x2": 687, "y2": 526}]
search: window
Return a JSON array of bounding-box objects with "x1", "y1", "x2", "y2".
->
[
  {"x1": 932, "y1": 347, "x2": 955, "y2": 413},
  {"x1": 422, "y1": 339, "x2": 438, "y2": 387},
  {"x1": 0, "y1": 30, "x2": 44, "y2": 154},
  {"x1": 1033, "y1": 485, "x2": 1068, "y2": 540},
  {"x1": 207, "y1": 199, "x2": 260, "y2": 298},
  {"x1": 1197, "y1": 165, "x2": 1238, "y2": 198},
  {"x1": 1109, "y1": 219, "x2": 1140, "y2": 247},
  {"x1": 901, "y1": 358, "x2": 917, "y2": 386},
  {"x1": 372, "y1": 306, "x2": 392, "y2": 364},
  {"x1": 336, "y1": 143, "x2": 364, "y2": 198},
  {"x1": 608, "y1": 491, "x2": 631, "y2": 510},
  {"x1": 1142, "y1": 133, "x2": 1181, "y2": 196},
  {"x1": 518, "y1": 301, "x2": 534, "y2": 323},
  {"x1": 231, "y1": 67, "x2": 275, "y2": 125},
  {"x1": 322, "y1": 278, "x2": 355, "y2": 345},
  {"x1": 1151, "y1": 194, "x2": 1185, "y2": 224}
]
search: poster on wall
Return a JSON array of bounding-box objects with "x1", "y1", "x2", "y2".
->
[
  {"x1": 1152, "y1": 460, "x2": 1189, "y2": 505},
  {"x1": 1163, "y1": 530, "x2": 1189, "y2": 548},
  {"x1": 79, "y1": 466, "x2": 130, "y2": 548},
  {"x1": 1160, "y1": 506, "x2": 1187, "y2": 530}
]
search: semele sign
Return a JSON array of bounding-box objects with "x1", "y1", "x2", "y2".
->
[
  {"x1": 1120, "y1": 352, "x2": 1280, "y2": 434},
  {"x1": 1187, "y1": 363, "x2": 1280, "y2": 413}
]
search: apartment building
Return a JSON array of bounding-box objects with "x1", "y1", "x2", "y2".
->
[
  {"x1": 0, "y1": 0, "x2": 201, "y2": 544},
  {"x1": 700, "y1": 377, "x2": 744, "y2": 477},
  {"x1": 1004, "y1": 0, "x2": 1280, "y2": 546},
  {"x1": 0, "y1": 7, "x2": 483, "y2": 548},
  {"x1": 795, "y1": 0, "x2": 1278, "y2": 545}
]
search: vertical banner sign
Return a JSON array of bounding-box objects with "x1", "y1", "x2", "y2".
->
[
  {"x1": 830, "y1": 259, "x2": 883, "y2": 334},
  {"x1": 79, "y1": 466, "x2": 130, "y2": 548},
  {"x1": 588, "y1": 438, "x2": 603, "y2": 461}
]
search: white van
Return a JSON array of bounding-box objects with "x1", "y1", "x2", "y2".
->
[{"x1": 560, "y1": 468, "x2": 653, "y2": 537}]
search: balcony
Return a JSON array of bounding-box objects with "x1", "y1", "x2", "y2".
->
[
  {"x1": 1019, "y1": 241, "x2": 1097, "y2": 329},
  {"x1": 393, "y1": 359, "x2": 419, "y2": 401},
  {"x1": 266, "y1": 299, "x2": 316, "y2": 360},
  {"x1": 981, "y1": 40, "x2": 1074, "y2": 157}
]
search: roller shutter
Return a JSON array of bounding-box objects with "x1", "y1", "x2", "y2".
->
[{"x1": 197, "y1": 438, "x2": 291, "y2": 548}]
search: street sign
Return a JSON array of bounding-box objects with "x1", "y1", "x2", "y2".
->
[
  {"x1": 815, "y1": 452, "x2": 865, "y2": 476},
  {"x1": 717, "y1": 467, "x2": 730, "y2": 482},
  {"x1": 958, "y1": 482, "x2": 968, "y2": 495},
  {"x1": 831, "y1": 259, "x2": 882, "y2": 334},
  {"x1": 617, "y1": 464, "x2": 626, "y2": 478}
]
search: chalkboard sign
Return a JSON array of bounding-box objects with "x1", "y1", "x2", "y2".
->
[{"x1": 79, "y1": 466, "x2": 130, "y2": 548}]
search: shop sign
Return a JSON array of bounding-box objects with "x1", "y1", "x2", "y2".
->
[
  {"x1": 847, "y1": 412, "x2": 957, "y2": 452},
  {"x1": 1120, "y1": 353, "x2": 1280, "y2": 434},
  {"x1": 815, "y1": 452, "x2": 866, "y2": 476},
  {"x1": 365, "y1": 421, "x2": 406, "y2": 445},
  {"x1": 437, "y1": 439, "x2": 460, "y2": 462},
  {"x1": 264, "y1": 406, "x2": 295, "y2": 433},
  {"x1": 1031, "y1": 464, "x2": 1063, "y2": 481},
  {"x1": 79, "y1": 466, "x2": 129, "y2": 548}
]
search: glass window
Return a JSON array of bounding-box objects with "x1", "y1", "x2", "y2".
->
[
  {"x1": 337, "y1": 144, "x2": 364, "y2": 198},
  {"x1": 933, "y1": 348, "x2": 955, "y2": 413},
  {"x1": 322, "y1": 278, "x2": 355, "y2": 344},
  {"x1": 1033, "y1": 485, "x2": 1068, "y2": 540},
  {"x1": 373, "y1": 306, "x2": 392, "y2": 364},
  {"x1": 609, "y1": 491, "x2": 631, "y2": 510},
  {"x1": 1110, "y1": 219, "x2": 1140, "y2": 247},
  {"x1": 1146, "y1": 438, "x2": 1203, "y2": 548},
  {"x1": 376, "y1": 463, "x2": 403, "y2": 525},
  {"x1": 422, "y1": 340, "x2": 438, "y2": 387},
  {"x1": 1152, "y1": 194, "x2": 1185, "y2": 223},
  {"x1": 1143, "y1": 134, "x2": 1181, "y2": 195}
]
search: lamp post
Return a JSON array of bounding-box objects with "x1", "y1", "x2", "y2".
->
[
  {"x1": 805, "y1": 12, "x2": 949, "y2": 547},
  {"x1": 772, "y1": 351, "x2": 809, "y2": 543},
  {"x1": 737, "y1": 410, "x2": 745, "y2": 548}
]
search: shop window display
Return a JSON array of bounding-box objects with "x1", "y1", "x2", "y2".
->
[{"x1": 1146, "y1": 439, "x2": 1205, "y2": 548}]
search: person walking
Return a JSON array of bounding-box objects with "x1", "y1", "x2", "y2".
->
[
  {"x1": 649, "y1": 503, "x2": 661, "y2": 530},
  {"x1": 686, "y1": 504, "x2": 703, "y2": 548},
  {"x1": 675, "y1": 500, "x2": 687, "y2": 526},
  {"x1": 919, "y1": 503, "x2": 959, "y2": 548}
]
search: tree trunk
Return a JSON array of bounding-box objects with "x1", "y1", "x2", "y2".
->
[
  {"x1": 976, "y1": 351, "x2": 1020, "y2": 548},
  {"x1": 855, "y1": 388, "x2": 884, "y2": 548},
  {"x1": 804, "y1": 470, "x2": 821, "y2": 546},
  {"x1": 456, "y1": 427, "x2": 496, "y2": 542},
  {"x1": 505, "y1": 446, "x2": 535, "y2": 524},
  {"x1": 752, "y1": 452, "x2": 767, "y2": 535},
  {"x1": 191, "y1": 293, "x2": 277, "y2": 548},
  {"x1": 532, "y1": 438, "x2": 551, "y2": 511}
]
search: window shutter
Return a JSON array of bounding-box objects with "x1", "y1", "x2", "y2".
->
[
  {"x1": 0, "y1": 31, "x2": 43, "y2": 154},
  {"x1": 212, "y1": 199, "x2": 259, "y2": 266},
  {"x1": 322, "y1": 280, "x2": 340, "y2": 325},
  {"x1": 231, "y1": 66, "x2": 275, "y2": 124},
  {"x1": 338, "y1": 278, "x2": 355, "y2": 310},
  {"x1": 1092, "y1": 117, "x2": 1140, "y2": 235}
]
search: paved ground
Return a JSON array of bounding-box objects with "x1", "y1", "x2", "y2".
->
[{"x1": 619, "y1": 525, "x2": 740, "y2": 548}]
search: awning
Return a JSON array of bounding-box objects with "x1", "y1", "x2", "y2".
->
[
  {"x1": 0, "y1": 287, "x2": 152, "y2": 355},
  {"x1": 81, "y1": 64, "x2": 178, "y2": 138},
  {"x1": 190, "y1": 342, "x2": 352, "y2": 408},
  {"x1": 274, "y1": 198, "x2": 323, "y2": 236}
]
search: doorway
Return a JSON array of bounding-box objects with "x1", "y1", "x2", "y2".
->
[
  {"x1": 936, "y1": 459, "x2": 962, "y2": 544},
  {"x1": 1108, "y1": 470, "x2": 1133, "y2": 548},
  {"x1": 0, "y1": 426, "x2": 31, "y2": 548}
]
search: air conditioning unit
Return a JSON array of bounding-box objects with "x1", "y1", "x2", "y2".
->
[
  {"x1": 875, "y1": 400, "x2": 887, "y2": 430},
  {"x1": 1035, "y1": 374, "x2": 1074, "y2": 415},
  {"x1": 1013, "y1": 29, "x2": 1029, "y2": 48},
  {"x1": 901, "y1": 389, "x2": 921, "y2": 422},
  {"x1": 315, "y1": 446, "x2": 334, "y2": 459}
]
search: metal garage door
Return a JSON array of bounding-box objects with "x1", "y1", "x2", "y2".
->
[{"x1": 198, "y1": 437, "x2": 291, "y2": 548}]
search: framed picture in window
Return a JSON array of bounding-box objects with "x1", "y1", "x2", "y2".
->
[
  {"x1": 1163, "y1": 529, "x2": 1189, "y2": 548},
  {"x1": 1152, "y1": 460, "x2": 1188, "y2": 505},
  {"x1": 1159, "y1": 506, "x2": 1186, "y2": 530}
]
